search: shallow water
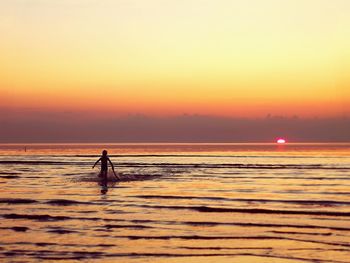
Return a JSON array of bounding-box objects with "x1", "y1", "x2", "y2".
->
[{"x1": 0, "y1": 143, "x2": 350, "y2": 262}]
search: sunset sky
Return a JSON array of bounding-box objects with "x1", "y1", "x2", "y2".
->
[{"x1": 1, "y1": 0, "x2": 350, "y2": 142}]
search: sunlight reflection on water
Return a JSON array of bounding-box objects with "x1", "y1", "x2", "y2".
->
[{"x1": 0, "y1": 143, "x2": 349, "y2": 262}]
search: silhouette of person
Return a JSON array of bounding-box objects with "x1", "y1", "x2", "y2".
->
[{"x1": 92, "y1": 150, "x2": 117, "y2": 191}]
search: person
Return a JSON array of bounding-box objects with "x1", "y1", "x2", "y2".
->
[{"x1": 92, "y1": 150, "x2": 119, "y2": 190}]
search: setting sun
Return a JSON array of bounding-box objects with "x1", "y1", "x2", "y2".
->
[{"x1": 277, "y1": 138, "x2": 286, "y2": 144}]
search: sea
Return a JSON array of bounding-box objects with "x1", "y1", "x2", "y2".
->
[{"x1": 0, "y1": 143, "x2": 349, "y2": 263}]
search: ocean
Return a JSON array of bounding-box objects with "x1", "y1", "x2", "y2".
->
[{"x1": 0, "y1": 143, "x2": 349, "y2": 262}]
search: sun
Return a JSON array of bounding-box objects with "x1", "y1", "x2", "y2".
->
[{"x1": 277, "y1": 138, "x2": 286, "y2": 144}]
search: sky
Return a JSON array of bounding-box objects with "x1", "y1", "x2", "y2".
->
[{"x1": 1, "y1": 0, "x2": 350, "y2": 142}]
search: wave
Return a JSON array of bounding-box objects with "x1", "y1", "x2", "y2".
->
[
  {"x1": 0, "y1": 175, "x2": 20, "y2": 179},
  {"x1": 1, "y1": 160, "x2": 348, "y2": 170},
  {"x1": 130, "y1": 204, "x2": 350, "y2": 217},
  {"x1": 0, "y1": 251, "x2": 346, "y2": 263},
  {"x1": 0, "y1": 226, "x2": 29, "y2": 232},
  {"x1": 0, "y1": 198, "x2": 92, "y2": 206},
  {"x1": 47, "y1": 229, "x2": 78, "y2": 234},
  {"x1": 269, "y1": 230, "x2": 332, "y2": 236},
  {"x1": 0, "y1": 160, "x2": 71, "y2": 165},
  {"x1": 2, "y1": 235, "x2": 349, "y2": 249},
  {"x1": 108, "y1": 163, "x2": 349, "y2": 170},
  {"x1": 45, "y1": 199, "x2": 91, "y2": 206},
  {"x1": 0, "y1": 172, "x2": 21, "y2": 179},
  {"x1": 2, "y1": 213, "x2": 72, "y2": 221},
  {"x1": 73, "y1": 234, "x2": 350, "y2": 249},
  {"x1": 2, "y1": 241, "x2": 116, "y2": 248},
  {"x1": 102, "y1": 224, "x2": 154, "y2": 229},
  {"x1": 1, "y1": 213, "x2": 100, "y2": 221},
  {"x1": 5, "y1": 212, "x2": 349, "y2": 231},
  {"x1": 76, "y1": 172, "x2": 164, "y2": 183},
  {"x1": 180, "y1": 221, "x2": 350, "y2": 231},
  {"x1": 0, "y1": 198, "x2": 38, "y2": 204},
  {"x1": 131, "y1": 195, "x2": 350, "y2": 206},
  {"x1": 126, "y1": 218, "x2": 350, "y2": 231}
]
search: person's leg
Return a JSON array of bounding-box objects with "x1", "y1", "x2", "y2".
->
[{"x1": 102, "y1": 170, "x2": 108, "y2": 187}]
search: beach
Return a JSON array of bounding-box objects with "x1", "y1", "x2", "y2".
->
[{"x1": 0, "y1": 143, "x2": 349, "y2": 262}]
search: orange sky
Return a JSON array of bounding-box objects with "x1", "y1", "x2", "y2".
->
[{"x1": 1, "y1": 0, "x2": 349, "y2": 117}]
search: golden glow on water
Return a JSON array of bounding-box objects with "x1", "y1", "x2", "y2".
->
[{"x1": 0, "y1": 144, "x2": 349, "y2": 262}]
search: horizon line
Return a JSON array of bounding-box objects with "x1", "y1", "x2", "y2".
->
[{"x1": 1, "y1": 142, "x2": 350, "y2": 145}]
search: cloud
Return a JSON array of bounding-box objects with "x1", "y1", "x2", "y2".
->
[{"x1": 0, "y1": 109, "x2": 349, "y2": 142}]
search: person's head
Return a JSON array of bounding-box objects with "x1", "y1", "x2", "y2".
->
[{"x1": 102, "y1": 150, "x2": 107, "y2": 156}]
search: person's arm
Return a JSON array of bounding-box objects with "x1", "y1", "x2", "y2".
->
[
  {"x1": 92, "y1": 158, "x2": 101, "y2": 168},
  {"x1": 108, "y1": 158, "x2": 120, "y2": 179},
  {"x1": 108, "y1": 158, "x2": 114, "y2": 171}
]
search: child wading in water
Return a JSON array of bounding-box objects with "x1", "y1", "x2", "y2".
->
[{"x1": 92, "y1": 150, "x2": 119, "y2": 193}]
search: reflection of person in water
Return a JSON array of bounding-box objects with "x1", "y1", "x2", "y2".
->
[{"x1": 92, "y1": 150, "x2": 117, "y2": 188}]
